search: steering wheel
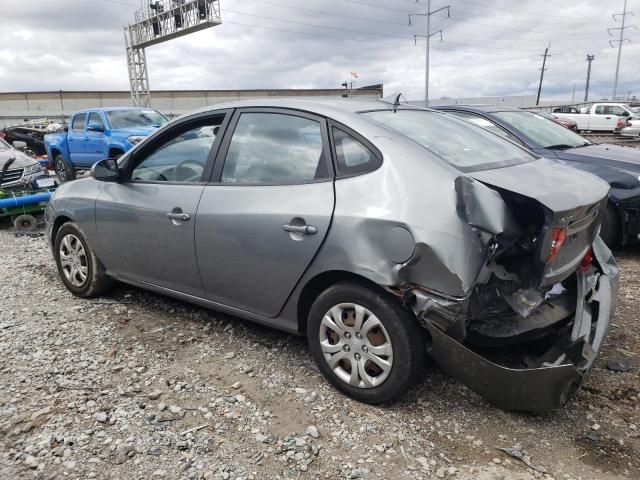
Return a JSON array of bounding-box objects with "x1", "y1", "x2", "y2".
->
[{"x1": 172, "y1": 159, "x2": 204, "y2": 182}]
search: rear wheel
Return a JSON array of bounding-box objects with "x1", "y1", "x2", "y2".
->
[
  {"x1": 54, "y1": 155, "x2": 75, "y2": 183},
  {"x1": 307, "y1": 281, "x2": 425, "y2": 405},
  {"x1": 54, "y1": 222, "x2": 112, "y2": 297},
  {"x1": 599, "y1": 203, "x2": 621, "y2": 247}
]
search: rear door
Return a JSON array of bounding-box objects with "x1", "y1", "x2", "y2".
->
[
  {"x1": 95, "y1": 111, "x2": 229, "y2": 297},
  {"x1": 85, "y1": 111, "x2": 107, "y2": 165},
  {"x1": 67, "y1": 113, "x2": 87, "y2": 164},
  {"x1": 195, "y1": 109, "x2": 335, "y2": 317}
]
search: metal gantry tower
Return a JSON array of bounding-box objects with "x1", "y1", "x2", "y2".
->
[
  {"x1": 124, "y1": 0, "x2": 222, "y2": 107},
  {"x1": 608, "y1": 0, "x2": 636, "y2": 100}
]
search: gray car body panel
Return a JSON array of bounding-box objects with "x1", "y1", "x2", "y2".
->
[{"x1": 45, "y1": 98, "x2": 619, "y2": 410}]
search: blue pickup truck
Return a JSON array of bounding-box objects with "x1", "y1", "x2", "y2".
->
[{"x1": 44, "y1": 107, "x2": 168, "y2": 182}]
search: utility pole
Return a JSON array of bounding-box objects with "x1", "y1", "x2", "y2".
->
[
  {"x1": 609, "y1": 0, "x2": 636, "y2": 100},
  {"x1": 536, "y1": 45, "x2": 550, "y2": 106},
  {"x1": 584, "y1": 54, "x2": 595, "y2": 102},
  {"x1": 572, "y1": 82, "x2": 576, "y2": 103},
  {"x1": 409, "y1": 1, "x2": 450, "y2": 106}
]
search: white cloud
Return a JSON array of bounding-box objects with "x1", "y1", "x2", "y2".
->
[{"x1": 0, "y1": 0, "x2": 638, "y2": 101}]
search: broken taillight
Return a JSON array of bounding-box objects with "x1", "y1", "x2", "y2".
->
[
  {"x1": 579, "y1": 248, "x2": 593, "y2": 271},
  {"x1": 546, "y1": 227, "x2": 567, "y2": 263}
]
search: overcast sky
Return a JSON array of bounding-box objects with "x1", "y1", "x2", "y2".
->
[{"x1": 1, "y1": 0, "x2": 638, "y2": 101}]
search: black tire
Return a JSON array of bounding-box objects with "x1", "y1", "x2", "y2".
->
[
  {"x1": 53, "y1": 222, "x2": 112, "y2": 297},
  {"x1": 54, "y1": 154, "x2": 76, "y2": 183},
  {"x1": 307, "y1": 281, "x2": 426, "y2": 405},
  {"x1": 599, "y1": 203, "x2": 621, "y2": 247},
  {"x1": 13, "y1": 214, "x2": 38, "y2": 231}
]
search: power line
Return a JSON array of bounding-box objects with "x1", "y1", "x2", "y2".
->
[
  {"x1": 542, "y1": 0, "x2": 602, "y2": 22},
  {"x1": 536, "y1": 45, "x2": 550, "y2": 106},
  {"x1": 409, "y1": 0, "x2": 450, "y2": 105},
  {"x1": 246, "y1": 0, "x2": 409, "y2": 26},
  {"x1": 225, "y1": 8, "x2": 569, "y2": 53},
  {"x1": 609, "y1": 0, "x2": 636, "y2": 100}
]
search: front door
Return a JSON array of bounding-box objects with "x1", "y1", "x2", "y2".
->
[
  {"x1": 67, "y1": 113, "x2": 87, "y2": 164},
  {"x1": 84, "y1": 111, "x2": 107, "y2": 165},
  {"x1": 195, "y1": 109, "x2": 335, "y2": 317},
  {"x1": 95, "y1": 113, "x2": 227, "y2": 296}
]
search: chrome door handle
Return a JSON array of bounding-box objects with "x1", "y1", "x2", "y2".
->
[
  {"x1": 283, "y1": 224, "x2": 317, "y2": 235},
  {"x1": 167, "y1": 212, "x2": 190, "y2": 221}
]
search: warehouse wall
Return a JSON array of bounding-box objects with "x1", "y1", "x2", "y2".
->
[{"x1": 0, "y1": 88, "x2": 383, "y2": 127}]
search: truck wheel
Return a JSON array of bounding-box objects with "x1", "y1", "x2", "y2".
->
[
  {"x1": 599, "y1": 203, "x2": 621, "y2": 247},
  {"x1": 54, "y1": 154, "x2": 75, "y2": 183}
]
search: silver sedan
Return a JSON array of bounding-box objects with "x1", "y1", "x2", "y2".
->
[{"x1": 45, "y1": 98, "x2": 618, "y2": 411}]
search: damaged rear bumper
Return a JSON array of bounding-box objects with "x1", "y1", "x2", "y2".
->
[{"x1": 416, "y1": 237, "x2": 619, "y2": 412}]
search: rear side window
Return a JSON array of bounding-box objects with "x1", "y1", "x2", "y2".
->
[
  {"x1": 332, "y1": 127, "x2": 380, "y2": 175},
  {"x1": 72, "y1": 114, "x2": 86, "y2": 131},
  {"x1": 221, "y1": 113, "x2": 327, "y2": 185}
]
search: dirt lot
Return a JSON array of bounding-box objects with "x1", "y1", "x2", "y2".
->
[{"x1": 1, "y1": 136, "x2": 639, "y2": 480}]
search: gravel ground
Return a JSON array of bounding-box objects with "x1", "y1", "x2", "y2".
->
[
  {"x1": 2, "y1": 138, "x2": 640, "y2": 480},
  {"x1": 0, "y1": 229, "x2": 638, "y2": 480}
]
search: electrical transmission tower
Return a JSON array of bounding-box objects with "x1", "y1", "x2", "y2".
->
[
  {"x1": 535, "y1": 45, "x2": 550, "y2": 106},
  {"x1": 124, "y1": 0, "x2": 222, "y2": 107},
  {"x1": 409, "y1": 1, "x2": 450, "y2": 106},
  {"x1": 584, "y1": 54, "x2": 595, "y2": 102},
  {"x1": 608, "y1": 0, "x2": 636, "y2": 100}
]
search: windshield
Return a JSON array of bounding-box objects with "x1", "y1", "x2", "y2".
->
[
  {"x1": 106, "y1": 110, "x2": 168, "y2": 130},
  {"x1": 362, "y1": 110, "x2": 535, "y2": 172},
  {"x1": 0, "y1": 138, "x2": 10, "y2": 151},
  {"x1": 494, "y1": 111, "x2": 590, "y2": 149}
]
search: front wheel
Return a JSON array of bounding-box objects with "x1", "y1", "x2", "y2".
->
[
  {"x1": 307, "y1": 281, "x2": 426, "y2": 405},
  {"x1": 54, "y1": 155, "x2": 75, "y2": 183},
  {"x1": 54, "y1": 222, "x2": 112, "y2": 297}
]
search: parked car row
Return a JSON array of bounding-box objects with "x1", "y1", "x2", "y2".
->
[
  {"x1": 45, "y1": 97, "x2": 623, "y2": 412},
  {"x1": 551, "y1": 102, "x2": 637, "y2": 132},
  {"x1": 433, "y1": 104, "x2": 640, "y2": 246}
]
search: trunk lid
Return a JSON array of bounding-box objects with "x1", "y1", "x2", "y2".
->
[{"x1": 470, "y1": 158, "x2": 609, "y2": 286}]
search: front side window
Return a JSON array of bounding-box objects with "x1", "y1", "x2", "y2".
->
[
  {"x1": 71, "y1": 114, "x2": 86, "y2": 131},
  {"x1": 363, "y1": 110, "x2": 534, "y2": 172},
  {"x1": 493, "y1": 111, "x2": 591, "y2": 149},
  {"x1": 88, "y1": 112, "x2": 104, "y2": 130},
  {"x1": 130, "y1": 120, "x2": 222, "y2": 183},
  {"x1": 221, "y1": 113, "x2": 326, "y2": 184}
]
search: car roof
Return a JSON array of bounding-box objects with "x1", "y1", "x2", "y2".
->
[
  {"x1": 185, "y1": 97, "x2": 425, "y2": 118},
  {"x1": 73, "y1": 106, "x2": 159, "y2": 114},
  {"x1": 432, "y1": 104, "x2": 524, "y2": 114}
]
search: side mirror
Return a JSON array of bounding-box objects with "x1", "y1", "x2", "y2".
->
[
  {"x1": 91, "y1": 158, "x2": 120, "y2": 182},
  {"x1": 12, "y1": 141, "x2": 27, "y2": 149},
  {"x1": 87, "y1": 123, "x2": 104, "y2": 132}
]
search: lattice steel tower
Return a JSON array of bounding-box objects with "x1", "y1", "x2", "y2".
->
[{"x1": 124, "y1": 0, "x2": 222, "y2": 107}]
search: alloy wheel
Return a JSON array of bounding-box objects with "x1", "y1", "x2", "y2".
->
[
  {"x1": 59, "y1": 233, "x2": 88, "y2": 287},
  {"x1": 319, "y1": 303, "x2": 393, "y2": 388}
]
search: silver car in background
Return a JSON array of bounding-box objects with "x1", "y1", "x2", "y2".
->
[{"x1": 45, "y1": 98, "x2": 618, "y2": 411}]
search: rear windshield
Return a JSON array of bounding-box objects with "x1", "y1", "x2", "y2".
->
[
  {"x1": 106, "y1": 110, "x2": 168, "y2": 130},
  {"x1": 362, "y1": 110, "x2": 535, "y2": 172},
  {"x1": 493, "y1": 111, "x2": 590, "y2": 149}
]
